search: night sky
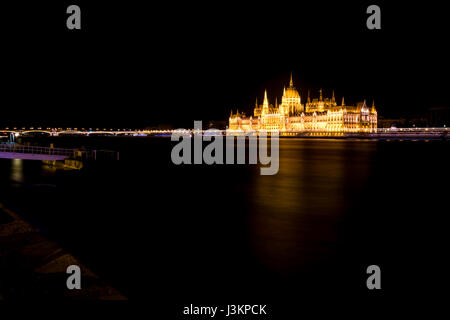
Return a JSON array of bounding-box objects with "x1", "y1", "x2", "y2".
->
[{"x1": 2, "y1": 1, "x2": 449, "y2": 128}]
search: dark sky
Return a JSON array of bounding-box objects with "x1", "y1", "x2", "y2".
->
[{"x1": 2, "y1": 1, "x2": 449, "y2": 128}]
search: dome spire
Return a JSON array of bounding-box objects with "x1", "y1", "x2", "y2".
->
[{"x1": 289, "y1": 72, "x2": 293, "y2": 87}]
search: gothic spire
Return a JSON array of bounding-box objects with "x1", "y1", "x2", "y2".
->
[
  {"x1": 263, "y1": 90, "x2": 269, "y2": 109},
  {"x1": 371, "y1": 100, "x2": 376, "y2": 113},
  {"x1": 289, "y1": 72, "x2": 293, "y2": 87}
]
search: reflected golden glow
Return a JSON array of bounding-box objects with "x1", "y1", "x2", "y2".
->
[
  {"x1": 10, "y1": 159, "x2": 24, "y2": 183},
  {"x1": 248, "y1": 140, "x2": 376, "y2": 272}
]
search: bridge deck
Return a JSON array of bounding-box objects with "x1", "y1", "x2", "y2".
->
[{"x1": 0, "y1": 152, "x2": 69, "y2": 160}]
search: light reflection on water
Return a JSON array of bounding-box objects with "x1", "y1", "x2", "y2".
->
[
  {"x1": 1, "y1": 138, "x2": 448, "y2": 297},
  {"x1": 10, "y1": 159, "x2": 24, "y2": 183},
  {"x1": 249, "y1": 139, "x2": 377, "y2": 272},
  {"x1": 0, "y1": 139, "x2": 379, "y2": 276},
  {"x1": 4, "y1": 158, "x2": 57, "y2": 187}
]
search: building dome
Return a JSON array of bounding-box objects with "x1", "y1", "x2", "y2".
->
[
  {"x1": 283, "y1": 73, "x2": 300, "y2": 99},
  {"x1": 280, "y1": 73, "x2": 303, "y2": 115},
  {"x1": 284, "y1": 87, "x2": 300, "y2": 98}
]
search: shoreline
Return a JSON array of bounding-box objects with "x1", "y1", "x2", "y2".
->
[{"x1": 0, "y1": 203, "x2": 126, "y2": 300}]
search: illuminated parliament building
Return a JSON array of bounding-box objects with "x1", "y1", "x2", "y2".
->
[{"x1": 228, "y1": 74, "x2": 377, "y2": 133}]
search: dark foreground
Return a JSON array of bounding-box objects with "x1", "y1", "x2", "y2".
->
[
  {"x1": 0, "y1": 203, "x2": 125, "y2": 299},
  {"x1": 0, "y1": 137, "x2": 449, "y2": 312}
]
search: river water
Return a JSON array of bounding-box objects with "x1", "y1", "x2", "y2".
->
[{"x1": 1, "y1": 137, "x2": 449, "y2": 304}]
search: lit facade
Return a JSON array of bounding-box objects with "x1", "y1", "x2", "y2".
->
[{"x1": 228, "y1": 74, "x2": 377, "y2": 133}]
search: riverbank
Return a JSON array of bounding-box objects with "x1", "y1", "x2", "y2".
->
[{"x1": 0, "y1": 203, "x2": 126, "y2": 300}]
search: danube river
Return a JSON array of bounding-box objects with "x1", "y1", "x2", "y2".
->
[{"x1": 1, "y1": 137, "x2": 449, "y2": 303}]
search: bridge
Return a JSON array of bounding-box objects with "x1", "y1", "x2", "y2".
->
[
  {"x1": 0, "y1": 128, "x2": 176, "y2": 137},
  {"x1": 1, "y1": 127, "x2": 449, "y2": 139}
]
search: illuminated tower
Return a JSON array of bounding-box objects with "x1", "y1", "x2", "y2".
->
[
  {"x1": 318, "y1": 88, "x2": 325, "y2": 111},
  {"x1": 371, "y1": 100, "x2": 378, "y2": 131},
  {"x1": 253, "y1": 97, "x2": 261, "y2": 117},
  {"x1": 331, "y1": 90, "x2": 336, "y2": 106},
  {"x1": 262, "y1": 89, "x2": 269, "y2": 116},
  {"x1": 281, "y1": 72, "x2": 302, "y2": 115}
]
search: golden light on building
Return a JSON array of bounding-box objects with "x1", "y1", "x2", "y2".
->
[{"x1": 228, "y1": 74, "x2": 377, "y2": 134}]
